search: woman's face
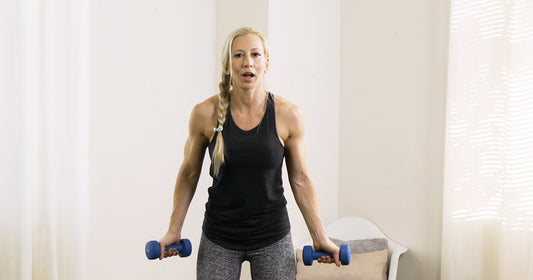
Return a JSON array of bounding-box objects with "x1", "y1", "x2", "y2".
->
[{"x1": 228, "y1": 33, "x2": 269, "y2": 92}]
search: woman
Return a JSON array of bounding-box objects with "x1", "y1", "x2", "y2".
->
[{"x1": 159, "y1": 27, "x2": 339, "y2": 279}]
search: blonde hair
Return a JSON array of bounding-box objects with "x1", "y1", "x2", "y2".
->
[{"x1": 212, "y1": 27, "x2": 269, "y2": 176}]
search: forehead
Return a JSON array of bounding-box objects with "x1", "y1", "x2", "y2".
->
[{"x1": 231, "y1": 33, "x2": 264, "y2": 52}]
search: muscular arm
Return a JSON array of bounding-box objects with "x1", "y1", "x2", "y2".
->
[
  {"x1": 280, "y1": 102, "x2": 341, "y2": 266},
  {"x1": 159, "y1": 100, "x2": 214, "y2": 259},
  {"x1": 168, "y1": 118, "x2": 207, "y2": 235}
]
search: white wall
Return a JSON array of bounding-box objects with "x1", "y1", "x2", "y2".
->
[
  {"x1": 89, "y1": 0, "x2": 215, "y2": 278},
  {"x1": 339, "y1": 1, "x2": 449, "y2": 280}
]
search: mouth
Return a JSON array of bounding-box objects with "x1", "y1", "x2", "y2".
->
[{"x1": 241, "y1": 72, "x2": 256, "y2": 82}]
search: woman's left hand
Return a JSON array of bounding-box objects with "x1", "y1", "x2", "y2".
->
[{"x1": 314, "y1": 238, "x2": 341, "y2": 267}]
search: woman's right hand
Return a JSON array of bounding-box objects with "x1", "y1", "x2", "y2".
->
[{"x1": 158, "y1": 232, "x2": 182, "y2": 260}]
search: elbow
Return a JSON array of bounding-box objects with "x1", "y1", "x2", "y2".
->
[
  {"x1": 289, "y1": 171, "x2": 311, "y2": 190},
  {"x1": 180, "y1": 163, "x2": 201, "y2": 187},
  {"x1": 187, "y1": 170, "x2": 201, "y2": 186}
]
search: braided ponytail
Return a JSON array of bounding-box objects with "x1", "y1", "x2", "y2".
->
[
  {"x1": 212, "y1": 74, "x2": 230, "y2": 176},
  {"x1": 212, "y1": 27, "x2": 269, "y2": 176}
]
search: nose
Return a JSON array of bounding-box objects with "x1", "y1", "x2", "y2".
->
[{"x1": 243, "y1": 55, "x2": 253, "y2": 67}]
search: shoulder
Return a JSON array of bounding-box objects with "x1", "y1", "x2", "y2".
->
[
  {"x1": 189, "y1": 95, "x2": 219, "y2": 137},
  {"x1": 273, "y1": 94, "x2": 303, "y2": 122},
  {"x1": 273, "y1": 94, "x2": 305, "y2": 141},
  {"x1": 193, "y1": 95, "x2": 218, "y2": 115}
]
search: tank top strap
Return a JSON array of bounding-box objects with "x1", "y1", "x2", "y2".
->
[{"x1": 265, "y1": 92, "x2": 276, "y2": 128}]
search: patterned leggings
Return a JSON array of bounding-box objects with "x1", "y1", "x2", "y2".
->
[{"x1": 197, "y1": 233, "x2": 296, "y2": 280}]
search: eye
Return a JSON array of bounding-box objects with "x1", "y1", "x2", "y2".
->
[
  {"x1": 233, "y1": 53, "x2": 243, "y2": 58},
  {"x1": 252, "y1": 52, "x2": 262, "y2": 57}
]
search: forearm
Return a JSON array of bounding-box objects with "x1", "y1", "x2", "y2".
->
[
  {"x1": 167, "y1": 163, "x2": 199, "y2": 234},
  {"x1": 291, "y1": 175, "x2": 328, "y2": 245},
  {"x1": 291, "y1": 173, "x2": 341, "y2": 265}
]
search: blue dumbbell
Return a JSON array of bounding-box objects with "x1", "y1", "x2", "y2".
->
[
  {"x1": 145, "y1": 239, "x2": 192, "y2": 260},
  {"x1": 302, "y1": 244, "x2": 351, "y2": 266}
]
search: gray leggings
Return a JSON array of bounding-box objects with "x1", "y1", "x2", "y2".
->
[{"x1": 197, "y1": 233, "x2": 296, "y2": 280}]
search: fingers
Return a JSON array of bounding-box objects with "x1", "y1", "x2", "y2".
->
[
  {"x1": 158, "y1": 233, "x2": 182, "y2": 260},
  {"x1": 316, "y1": 256, "x2": 340, "y2": 266},
  {"x1": 315, "y1": 249, "x2": 340, "y2": 267},
  {"x1": 160, "y1": 248, "x2": 180, "y2": 260},
  {"x1": 168, "y1": 248, "x2": 180, "y2": 257},
  {"x1": 159, "y1": 245, "x2": 165, "y2": 260},
  {"x1": 316, "y1": 256, "x2": 334, "y2": 263},
  {"x1": 333, "y1": 251, "x2": 341, "y2": 267}
]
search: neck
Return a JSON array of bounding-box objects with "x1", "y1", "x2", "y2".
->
[{"x1": 230, "y1": 88, "x2": 267, "y2": 111}]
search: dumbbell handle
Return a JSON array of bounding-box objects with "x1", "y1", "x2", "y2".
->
[
  {"x1": 311, "y1": 250, "x2": 333, "y2": 259},
  {"x1": 164, "y1": 243, "x2": 183, "y2": 251}
]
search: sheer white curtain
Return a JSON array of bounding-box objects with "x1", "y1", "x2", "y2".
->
[
  {"x1": 0, "y1": 0, "x2": 89, "y2": 279},
  {"x1": 442, "y1": 0, "x2": 533, "y2": 279}
]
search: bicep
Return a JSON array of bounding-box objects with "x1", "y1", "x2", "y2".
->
[
  {"x1": 180, "y1": 105, "x2": 211, "y2": 179},
  {"x1": 283, "y1": 109, "x2": 310, "y2": 187}
]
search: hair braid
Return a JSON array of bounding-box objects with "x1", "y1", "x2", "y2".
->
[{"x1": 212, "y1": 74, "x2": 231, "y2": 176}]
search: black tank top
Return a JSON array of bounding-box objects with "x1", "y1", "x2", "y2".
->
[{"x1": 203, "y1": 92, "x2": 290, "y2": 250}]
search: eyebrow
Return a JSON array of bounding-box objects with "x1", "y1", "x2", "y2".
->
[{"x1": 232, "y1": 48, "x2": 263, "y2": 53}]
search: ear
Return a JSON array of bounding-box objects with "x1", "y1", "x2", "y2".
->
[{"x1": 265, "y1": 57, "x2": 270, "y2": 73}]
